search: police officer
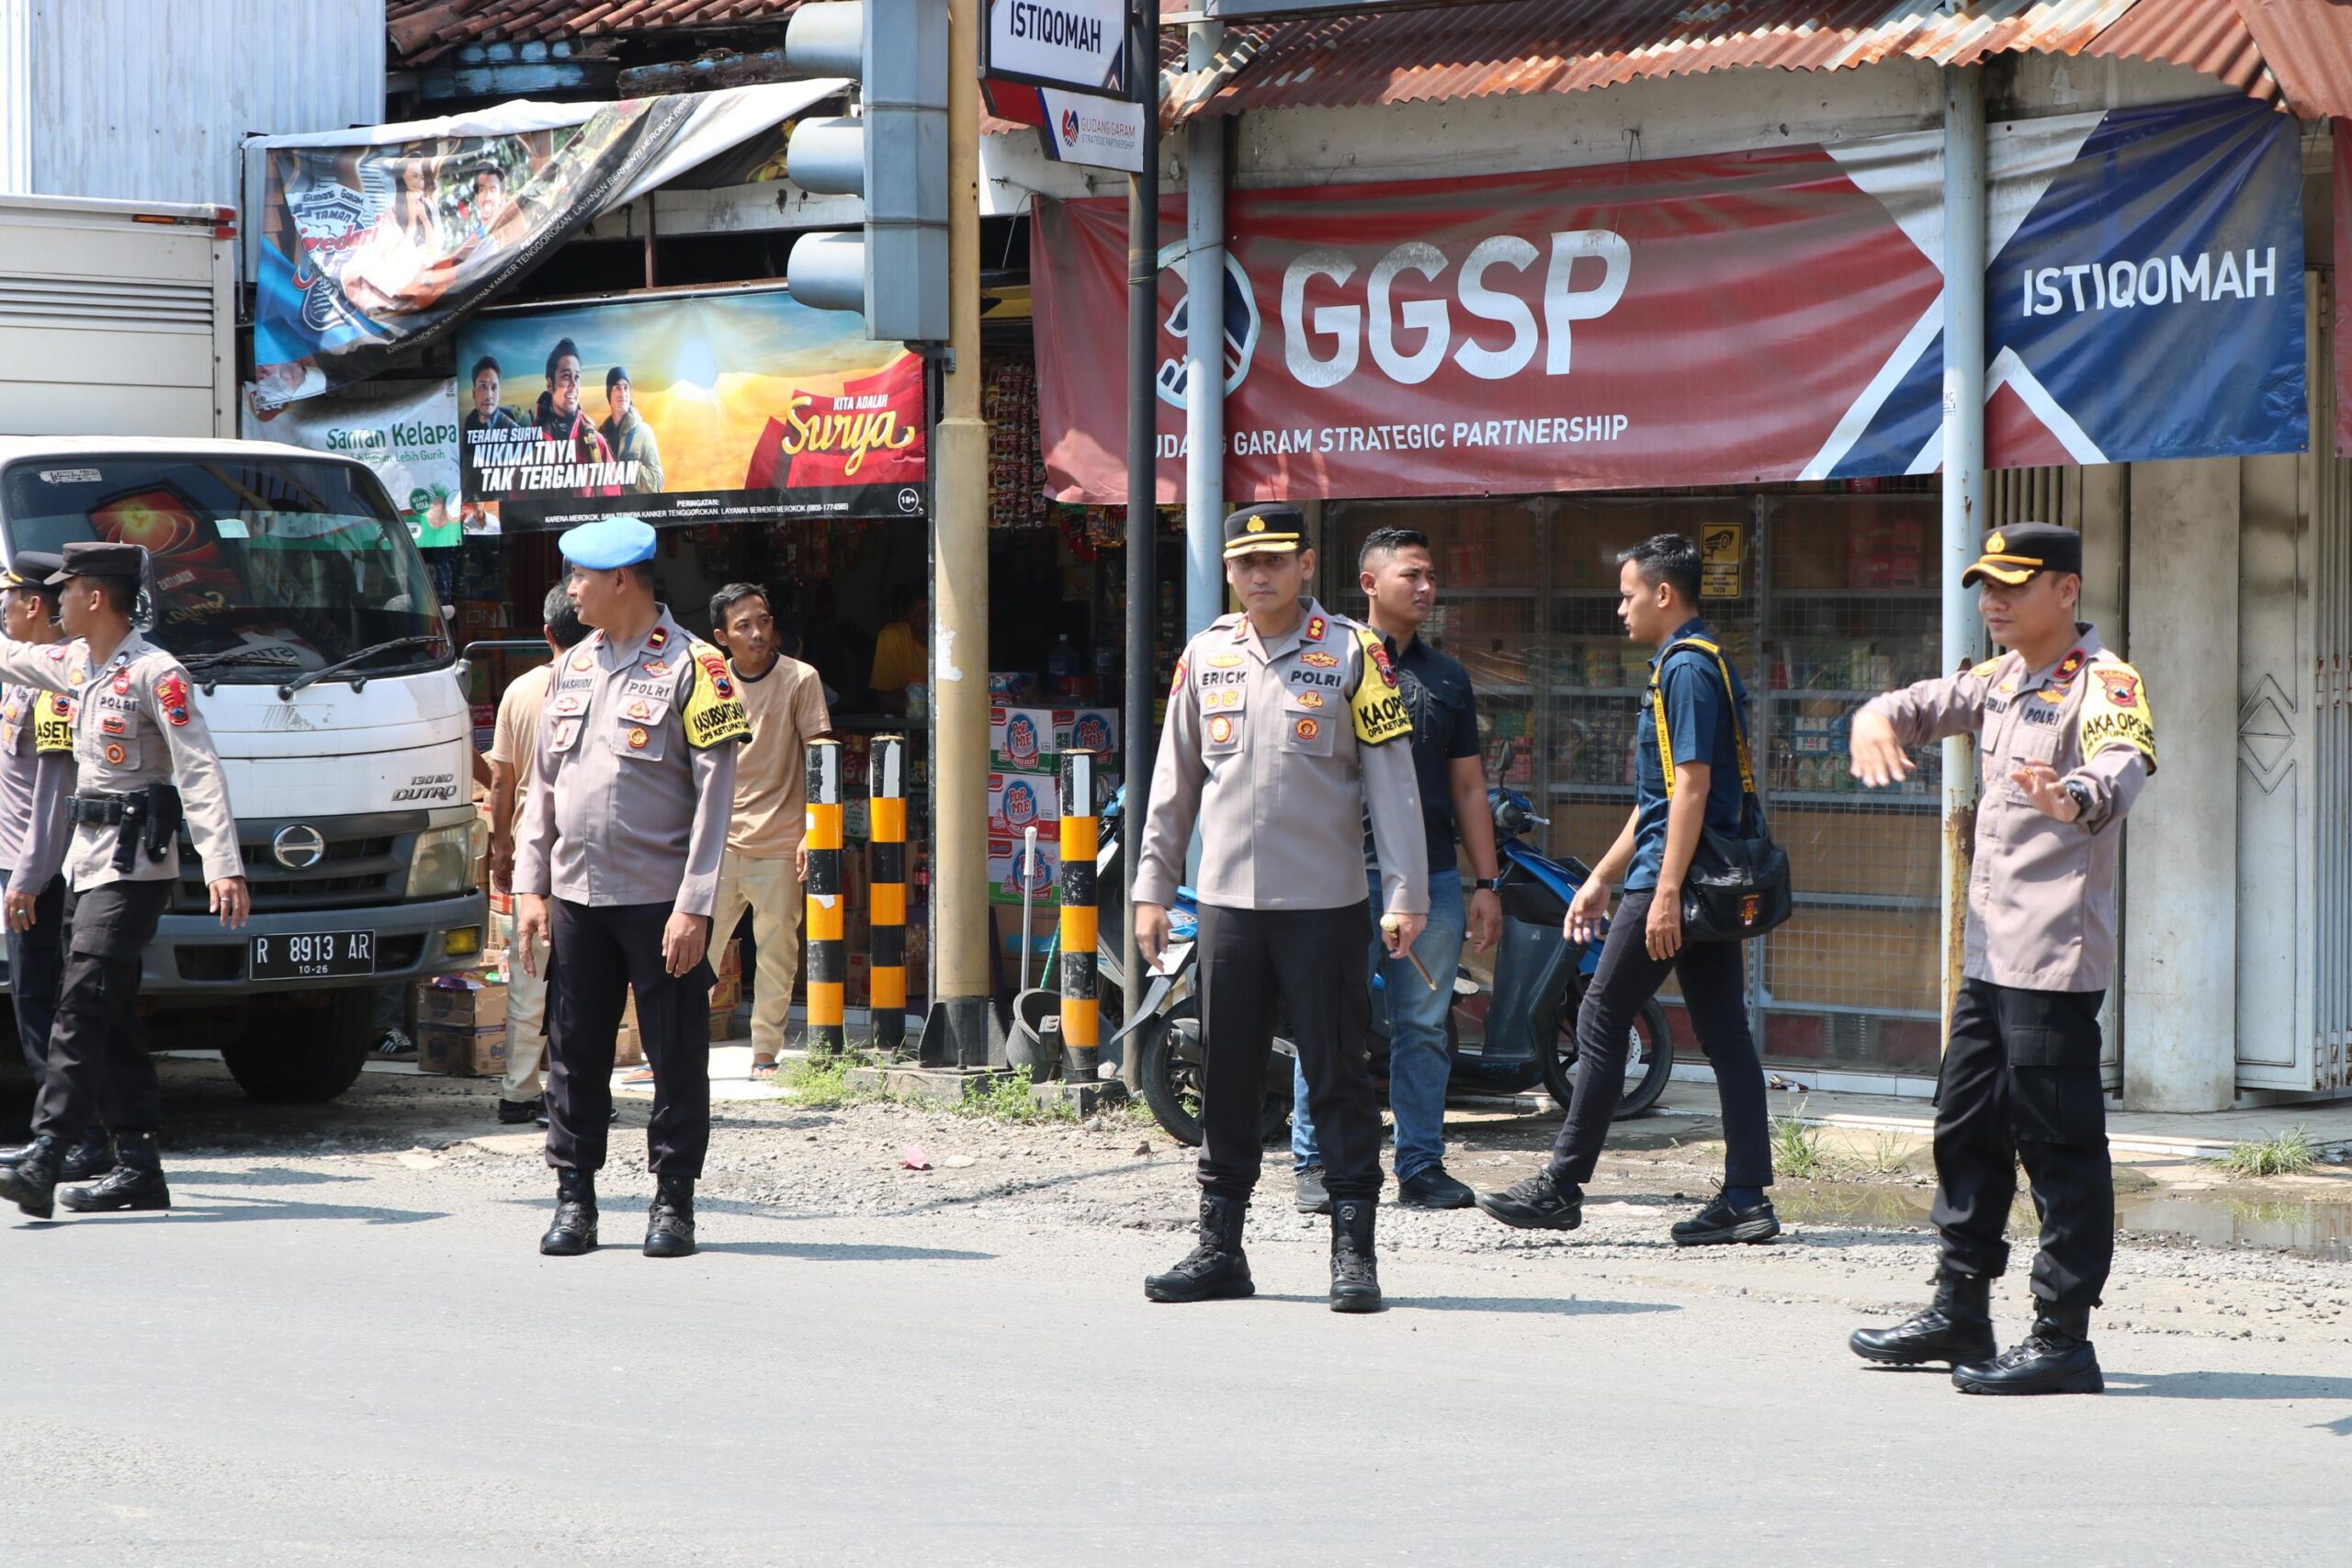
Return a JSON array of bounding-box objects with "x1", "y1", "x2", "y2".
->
[
  {"x1": 0, "y1": 553, "x2": 96, "y2": 1179},
  {"x1": 0, "y1": 542, "x2": 249, "y2": 1219},
  {"x1": 1846, "y1": 522, "x2": 2154, "y2": 1395},
  {"x1": 1133, "y1": 505, "x2": 1428, "y2": 1314},
  {"x1": 514, "y1": 517, "x2": 748, "y2": 1259}
]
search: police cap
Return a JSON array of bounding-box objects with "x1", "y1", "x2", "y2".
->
[
  {"x1": 559, "y1": 516, "x2": 657, "y2": 570},
  {"x1": 46, "y1": 541, "x2": 147, "y2": 587},
  {"x1": 1962, "y1": 522, "x2": 2082, "y2": 589},
  {"x1": 1222, "y1": 504, "x2": 1307, "y2": 561},
  {"x1": 0, "y1": 551, "x2": 62, "y2": 591}
]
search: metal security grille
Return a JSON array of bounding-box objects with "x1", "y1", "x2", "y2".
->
[{"x1": 2308, "y1": 284, "x2": 2352, "y2": 1093}]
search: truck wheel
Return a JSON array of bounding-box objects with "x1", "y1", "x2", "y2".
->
[{"x1": 220, "y1": 988, "x2": 374, "y2": 1104}]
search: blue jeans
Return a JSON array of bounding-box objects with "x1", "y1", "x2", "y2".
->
[{"x1": 1292, "y1": 868, "x2": 1464, "y2": 1184}]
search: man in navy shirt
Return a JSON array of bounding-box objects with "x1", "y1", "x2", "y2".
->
[
  {"x1": 1476, "y1": 533, "x2": 1776, "y2": 1244},
  {"x1": 1290, "y1": 526, "x2": 1505, "y2": 1214}
]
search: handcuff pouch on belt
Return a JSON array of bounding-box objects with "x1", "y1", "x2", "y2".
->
[{"x1": 69, "y1": 785, "x2": 182, "y2": 872}]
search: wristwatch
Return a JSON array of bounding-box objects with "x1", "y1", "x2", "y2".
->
[
  {"x1": 2062, "y1": 780, "x2": 2094, "y2": 821},
  {"x1": 1472, "y1": 876, "x2": 1503, "y2": 891}
]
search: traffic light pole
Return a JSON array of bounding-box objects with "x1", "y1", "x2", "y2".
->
[{"x1": 929, "y1": 0, "x2": 993, "y2": 1066}]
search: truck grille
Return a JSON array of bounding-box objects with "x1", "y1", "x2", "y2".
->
[{"x1": 168, "y1": 812, "x2": 436, "y2": 914}]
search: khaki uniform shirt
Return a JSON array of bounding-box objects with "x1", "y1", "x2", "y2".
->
[
  {"x1": 513, "y1": 608, "x2": 748, "y2": 919},
  {"x1": 726, "y1": 654, "x2": 831, "y2": 859},
  {"x1": 1136, "y1": 600, "x2": 1429, "y2": 916},
  {"x1": 1862, "y1": 624, "x2": 2154, "y2": 992},
  {"x1": 486, "y1": 662, "x2": 552, "y2": 834},
  {"x1": 0, "y1": 633, "x2": 244, "y2": 893},
  {"x1": 0, "y1": 679, "x2": 73, "y2": 890}
]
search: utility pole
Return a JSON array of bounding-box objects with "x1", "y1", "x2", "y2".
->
[
  {"x1": 1119, "y1": 0, "x2": 1159, "y2": 1087},
  {"x1": 933, "y1": 0, "x2": 991, "y2": 1065}
]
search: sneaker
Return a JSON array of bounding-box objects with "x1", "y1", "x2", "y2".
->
[
  {"x1": 1474, "y1": 1172, "x2": 1583, "y2": 1231},
  {"x1": 1294, "y1": 1164, "x2": 1332, "y2": 1215},
  {"x1": 1396, "y1": 1165, "x2": 1476, "y2": 1210},
  {"x1": 1670, "y1": 1187, "x2": 1781, "y2": 1247},
  {"x1": 496, "y1": 1097, "x2": 544, "y2": 1125},
  {"x1": 373, "y1": 1028, "x2": 416, "y2": 1060}
]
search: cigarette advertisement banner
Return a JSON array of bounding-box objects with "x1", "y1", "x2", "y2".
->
[
  {"x1": 454, "y1": 288, "x2": 928, "y2": 532},
  {"x1": 248, "y1": 83, "x2": 842, "y2": 409},
  {"x1": 1036, "y1": 96, "x2": 2305, "y2": 502},
  {"x1": 241, "y1": 380, "x2": 471, "y2": 547}
]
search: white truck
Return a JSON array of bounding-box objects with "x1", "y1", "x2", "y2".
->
[{"x1": 1, "y1": 197, "x2": 487, "y2": 1103}]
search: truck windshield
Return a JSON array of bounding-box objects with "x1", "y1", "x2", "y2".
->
[{"x1": 0, "y1": 456, "x2": 450, "y2": 682}]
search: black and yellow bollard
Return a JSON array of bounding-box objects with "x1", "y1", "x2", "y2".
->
[
  {"x1": 1057, "y1": 750, "x2": 1103, "y2": 1082},
  {"x1": 804, "y1": 738, "x2": 845, "y2": 1056},
  {"x1": 868, "y1": 734, "x2": 908, "y2": 1055}
]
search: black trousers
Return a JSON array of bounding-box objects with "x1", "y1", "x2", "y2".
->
[
  {"x1": 4, "y1": 869, "x2": 64, "y2": 1074},
  {"x1": 1931, "y1": 980, "x2": 2113, "y2": 1311},
  {"x1": 1548, "y1": 886, "x2": 1772, "y2": 1193},
  {"x1": 546, "y1": 898, "x2": 713, "y2": 1179},
  {"x1": 1196, "y1": 901, "x2": 1383, "y2": 1203},
  {"x1": 36, "y1": 880, "x2": 169, "y2": 1141}
]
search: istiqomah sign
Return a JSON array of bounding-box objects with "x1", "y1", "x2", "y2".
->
[{"x1": 455, "y1": 285, "x2": 927, "y2": 532}]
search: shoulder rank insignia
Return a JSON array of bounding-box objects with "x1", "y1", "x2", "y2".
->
[
  {"x1": 647, "y1": 626, "x2": 670, "y2": 651},
  {"x1": 1305, "y1": 615, "x2": 1326, "y2": 642}
]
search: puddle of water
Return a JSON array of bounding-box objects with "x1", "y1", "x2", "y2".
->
[{"x1": 1777, "y1": 1181, "x2": 2352, "y2": 1262}]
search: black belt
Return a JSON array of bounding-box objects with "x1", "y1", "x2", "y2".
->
[{"x1": 65, "y1": 793, "x2": 137, "y2": 825}]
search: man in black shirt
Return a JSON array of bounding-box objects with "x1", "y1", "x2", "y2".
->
[{"x1": 1291, "y1": 526, "x2": 1504, "y2": 1213}]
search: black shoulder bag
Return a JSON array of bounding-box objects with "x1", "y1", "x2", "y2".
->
[{"x1": 1650, "y1": 637, "x2": 1793, "y2": 942}]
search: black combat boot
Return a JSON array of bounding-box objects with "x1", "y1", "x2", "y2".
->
[
  {"x1": 1952, "y1": 1305, "x2": 2104, "y2": 1395},
  {"x1": 1144, "y1": 1193, "x2": 1254, "y2": 1303},
  {"x1": 60, "y1": 1131, "x2": 171, "y2": 1213},
  {"x1": 0, "y1": 1134, "x2": 63, "y2": 1219},
  {"x1": 1849, "y1": 1270, "x2": 1997, "y2": 1368},
  {"x1": 2, "y1": 1127, "x2": 110, "y2": 1181},
  {"x1": 1329, "y1": 1196, "x2": 1384, "y2": 1314},
  {"x1": 539, "y1": 1168, "x2": 599, "y2": 1256},
  {"x1": 644, "y1": 1174, "x2": 697, "y2": 1258}
]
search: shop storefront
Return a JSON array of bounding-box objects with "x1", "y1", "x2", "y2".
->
[
  {"x1": 1317, "y1": 487, "x2": 1946, "y2": 1073},
  {"x1": 1035, "y1": 88, "x2": 2313, "y2": 1087}
]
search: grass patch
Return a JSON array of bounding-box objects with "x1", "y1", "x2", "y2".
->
[
  {"x1": 949, "y1": 1065, "x2": 1079, "y2": 1126},
  {"x1": 780, "y1": 1052, "x2": 867, "y2": 1108},
  {"x1": 1858, "y1": 1129, "x2": 1917, "y2": 1177},
  {"x1": 2209, "y1": 1126, "x2": 2321, "y2": 1179},
  {"x1": 1770, "y1": 1096, "x2": 1829, "y2": 1181}
]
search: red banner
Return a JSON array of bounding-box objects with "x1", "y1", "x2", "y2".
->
[
  {"x1": 1035, "y1": 151, "x2": 1943, "y2": 502},
  {"x1": 2337, "y1": 121, "x2": 2351, "y2": 458}
]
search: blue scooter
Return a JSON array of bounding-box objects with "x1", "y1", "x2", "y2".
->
[{"x1": 1117, "y1": 786, "x2": 1673, "y2": 1146}]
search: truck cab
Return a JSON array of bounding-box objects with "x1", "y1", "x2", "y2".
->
[{"x1": 0, "y1": 437, "x2": 487, "y2": 1101}]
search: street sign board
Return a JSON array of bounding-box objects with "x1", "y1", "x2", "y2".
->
[
  {"x1": 984, "y1": 0, "x2": 1129, "y2": 96},
  {"x1": 1036, "y1": 87, "x2": 1147, "y2": 174}
]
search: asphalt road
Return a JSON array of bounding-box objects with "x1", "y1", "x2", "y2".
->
[{"x1": 4, "y1": 1146, "x2": 2348, "y2": 1567}]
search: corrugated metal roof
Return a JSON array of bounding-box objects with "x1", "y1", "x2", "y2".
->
[
  {"x1": 1165, "y1": 0, "x2": 2352, "y2": 123},
  {"x1": 388, "y1": 0, "x2": 801, "y2": 65}
]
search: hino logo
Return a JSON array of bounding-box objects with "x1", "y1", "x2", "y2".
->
[{"x1": 272, "y1": 824, "x2": 327, "y2": 871}]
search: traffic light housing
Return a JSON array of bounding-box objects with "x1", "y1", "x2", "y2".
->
[{"x1": 784, "y1": 0, "x2": 950, "y2": 343}]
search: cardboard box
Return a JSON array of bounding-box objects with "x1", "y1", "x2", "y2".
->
[
  {"x1": 988, "y1": 772, "x2": 1059, "y2": 837},
  {"x1": 989, "y1": 705, "x2": 1068, "y2": 771},
  {"x1": 707, "y1": 1006, "x2": 736, "y2": 1041},
  {"x1": 414, "y1": 977, "x2": 507, "y2": 1032},
  {"x1": 989, "y1": 833, "x2": 1059, "y2": 907},
  {"x1": 417, "y1": 1023, "x2": 507, "y2": 1077},
  {"x1": 709, "y1": 973, "x2": 743, "y2": 1011},
  {"x1": 614, "y1": 1024, "x2": 644, "y2": 1066},
  {"x1": 1060, "y1": 708, "x2": 1119, "y2": 757},
  {"x1": 717, "y1": 940, "x2": 741, "y2": 979}
]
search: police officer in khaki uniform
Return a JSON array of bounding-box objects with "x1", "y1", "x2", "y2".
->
[
  {"x1": 514, "y1": 518, "x2": 749, "y2": 1259},
  {"x1": 0, "y1": 542, "x2": 248, "y2": 1219},
  {"x1": 1134, "y1": 505, "x2": 1428, "y2": 1313},
  {"x1": 1846, "y1": 523, "x2": 2154, "y2": 1394},
  {"x1": 0, "y1": 553, "x2": 97, "y2": 1179}
]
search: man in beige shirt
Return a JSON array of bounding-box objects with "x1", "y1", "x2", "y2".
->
[
  {"x1": 486, "y1": 582, "x2": 589, "y2": 1123},
  {"x1": 708, "y1": 582, "x2": 833, "y2": 1073}
]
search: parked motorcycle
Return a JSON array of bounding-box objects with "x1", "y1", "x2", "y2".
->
[{"x1": 1114, "y1": 786, "x2": 1673, "y2": 1147}]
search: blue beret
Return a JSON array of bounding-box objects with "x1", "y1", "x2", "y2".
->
[{"x1": 558, "y1": 517, "x2": 657, "y2": 570}]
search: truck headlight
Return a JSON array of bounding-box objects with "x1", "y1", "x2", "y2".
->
[{"x1": 407, "y1": 823, "x2": 474, "y2": 899}]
